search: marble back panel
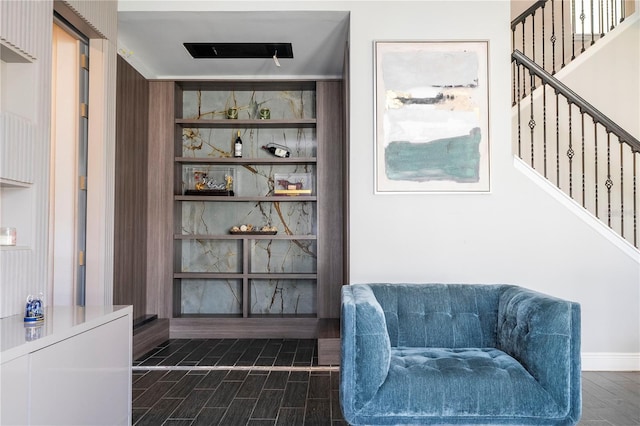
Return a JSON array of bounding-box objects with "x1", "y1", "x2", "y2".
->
[{"x1": 178, "y1": 89, "x2": 318, "y2": 316}]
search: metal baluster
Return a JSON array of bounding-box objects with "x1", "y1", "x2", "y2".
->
[
  {"x1": 571, "y1": 0, "x2": 576, "y2": 60},
  {"x1": 620, "y1": 0, "x2": 625, "y2": 24},
  {"x1": 541, "y1": 4, "x2": 546, "y2": 73},
  {"x1": 634, "y1": 151, "x2": 637, "y2": 247},
  {"x1": 512, "y1": 28, "x2": 517, "y2": 105},
  {"x1": 610, "y1": 0, "x2": 615, "y2": 30},
  {"x1": 594, "y1": 122, "x2": 599, "y2": 217},
  {"x1": 529, "y1": 71, "x2": 536, "y2": 167},
  {"x1": 580, "y1": 0, "x2": 586, "y2": 53},
  {"x1": 620, "y1": 141, "x2": 625, "y2": 238},
  {"x1": 606, "y1": 132, "x2": 613, "y2": 227},
  {"x1": 517, "y1": 64, "x2": 523, "y2": 158},
  {"x1": 522, "y1": 20, "x2": 528, "y2": 98},
  {"x1": 543, "y1": 84, "x2": 548, "y2": 177},
  {"x1": 600, "y1": 0, "x2": 605, "y2": 37},
  {"x1": 556, "y1": 91, "x2": 561, "y2": 187},
  {"x1": 512, "y1": 60, "x2": 517, "y2": 106},
  {"x1": 590, "y1": 0, "x2": 596, "y2": 45},
  {"x1": 568, "y1": 100, "x2": 575, "y2": 197},
  {"x1": 581, "y1": 111, "x2": 586, "y2": 207},
  {"x1": 532, "y1": 11, "x2": 536, "y2": 66},
  {"x1": 551, "y1": 0, "x2": 557, "y2": 74},
  {"x1": 562, "y1": 0, "x2": 568, "y2": 67}
]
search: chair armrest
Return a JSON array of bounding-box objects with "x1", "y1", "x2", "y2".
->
[
  {"x1": 498, "y1": 286, "x2": 581, "y2": 420},
  {"x1": 340, "y1": 284, "x2": 391, "y2": 415}
]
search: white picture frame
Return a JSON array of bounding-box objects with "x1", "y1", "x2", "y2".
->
[{"x1": 374, "y1": 40, "x2": 491, "y2": 193}]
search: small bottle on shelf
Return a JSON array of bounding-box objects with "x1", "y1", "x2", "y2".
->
[
  {"x1": 262, "y1": 143, "x2": 290, "y2": 158},
  {"x1": 234, "y1": 131, "x2": 243, "y2": 157}
]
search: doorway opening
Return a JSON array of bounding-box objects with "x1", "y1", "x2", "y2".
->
[{"x1": 50, "y1": 14, "x2": 89, "y2": 306}]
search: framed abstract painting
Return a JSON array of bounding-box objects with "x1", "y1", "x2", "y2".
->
[{"x1": 374, "y1": 40, "x2": 490, "y2": 193}]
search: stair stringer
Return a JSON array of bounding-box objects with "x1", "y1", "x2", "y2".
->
[{"x1": 514, "y1": 155, "x2": 639, "y2": 261}]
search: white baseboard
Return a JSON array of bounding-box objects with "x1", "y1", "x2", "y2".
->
[{"x1": 582, "y1": 352, "x2": 640, "y2": 371}]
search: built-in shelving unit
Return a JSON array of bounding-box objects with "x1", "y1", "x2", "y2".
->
[{"x1": 156, "y1": 79, "x2": 345, "y2": 339}]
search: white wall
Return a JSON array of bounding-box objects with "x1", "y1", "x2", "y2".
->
[
  {"x1": 557, "y1": 14, "x2": 640, "y2": 140},
  {"x1": 119, "y1": 0, "x2": 640, "y2": 369},
  {"x1": 344, "y1": 1, "x2": 640, "y2": 368}
]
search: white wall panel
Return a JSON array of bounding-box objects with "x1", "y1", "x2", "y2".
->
[
  {"x1": 63, "y1": 0, "x2": 118, "y2": 41},
  {"x1": 0, "y1": 248, "x2": 34, "y2": 318},
  {"x1": 0, "y1": 112, "x2": 35, "y2": 184},
  {"x1": 0, "y1": 0, "x2": 52, "y2": 318}
]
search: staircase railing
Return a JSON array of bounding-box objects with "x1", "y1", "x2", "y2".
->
[
  {"x1": 512, "y1": 0, "x2": 630, "y2": 78},
  {"x1": 512, "y1": 50, "x2": 639, "y2": 248}
]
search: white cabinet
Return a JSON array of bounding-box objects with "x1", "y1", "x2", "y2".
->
[
  {"x1": 0, "y1": 305, "x2": 132, "y2": 425},
  {"x1": 0, "y1": 355, "x2": 29, "y2": 425}
]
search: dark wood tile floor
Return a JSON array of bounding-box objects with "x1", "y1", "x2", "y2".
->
[
  {"x1": 581, "y1": 371, "x2": 640, "y2": 425},
  {"x1": 133, "y1": 339, "x2": 639, "y2": 426},
  {"x1": 133, "y1": 339, "x2": 322, "y2": 368}
]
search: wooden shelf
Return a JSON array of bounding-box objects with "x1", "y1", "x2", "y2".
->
[
  {"x1": 175, "y1": 234, "x2": 317, "y2": 240},
  {"x1": 176, "y1": 118, "x2": 316, "y2": 128},
  {"x1": 174, "y1": 272, "x2": 317, "y2": 280},
  {"x1": 0, "y1": 40, "x2": 35, "y2": 63},
  {"x1": 0, "y1": 245, "x2": 30, "y2": 251},
  {"x1": 0, "y1": 178, "x2": 32, "y2": 188},
  {"x1": 176, "y1": 80, "x2": 316, "y2": 92},
  {"x1": 169, "y1": 316, "x2": 320, "y2": 339},
  {"x1": 175, "y1": 157, "x2": 317, "y2": 165},
  {"x1": 175, "y1": 195, "x2": 317, "y2": 202}
]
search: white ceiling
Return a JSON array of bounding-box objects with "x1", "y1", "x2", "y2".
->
[{"x1": 117, "y1": 10, "x2": 350, "y2": 80}]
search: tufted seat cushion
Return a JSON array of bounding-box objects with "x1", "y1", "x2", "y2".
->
[{"x1": 358, "y1": 347, "x2": 563, "y2": 422}]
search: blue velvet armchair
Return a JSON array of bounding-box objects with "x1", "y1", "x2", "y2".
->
[{"x1": 340, "y1": 284, "x2": 581, "y2": 425}]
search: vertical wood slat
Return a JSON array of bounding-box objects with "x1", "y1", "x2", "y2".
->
[
  {"x1": 147, "y1": 81, "x2": 177, "y2": 319},
  {"x1": 316, "y1": 81, "x2": 345, "y2": 319},
  {"x1": 114, "y1": 57, "x2": 149, "y2": 321}
]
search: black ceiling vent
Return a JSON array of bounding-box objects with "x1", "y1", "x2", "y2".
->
[{"x1": 184, "y1": 42, "x2": 293, "y2": 59}]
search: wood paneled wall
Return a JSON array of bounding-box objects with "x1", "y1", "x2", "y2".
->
[
  {"x1": 114, "y1": 57, "x2": 149, "y2": 320},
  {"x1": 317, "y1": 81, "x2": 346, "y2": 319},
  {"x1": 146, "y1": 81, "x2": 176, "y2": 320}
]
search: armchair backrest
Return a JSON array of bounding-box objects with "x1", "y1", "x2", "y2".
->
[{"x1": 368, "y1": 283, "x2": 513, "y2": 348}]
